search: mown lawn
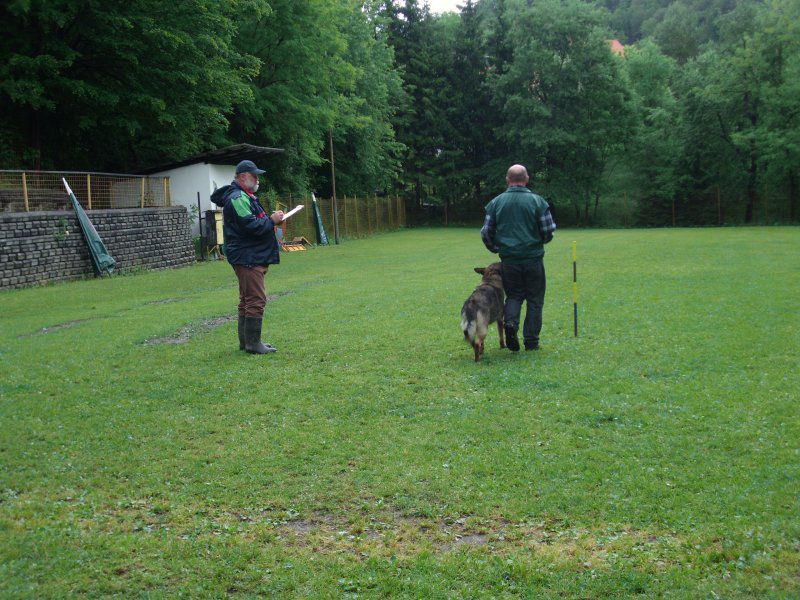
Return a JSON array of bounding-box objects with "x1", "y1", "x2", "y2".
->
[{"x1": 1, "y1": 227, "x2": 798, "y2": 598}]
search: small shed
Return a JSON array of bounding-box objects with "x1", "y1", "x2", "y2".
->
[{"x1": 141, "y1": 144, "x2": 284, "y2": 235}]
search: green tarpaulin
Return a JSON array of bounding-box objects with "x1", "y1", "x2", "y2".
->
[
  {"x1": 311, "y1": 194, "x2": 329, "y2": 246},
  {"x1": 62, "y1": 178, "x2": 116, "y2": 277}
]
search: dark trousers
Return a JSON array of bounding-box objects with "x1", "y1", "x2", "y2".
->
[
  {"x1": 502, "y1": 259, "x2": 546, "y2": 345},
  {"x1": 233, "y1": 265, "x2": 268, "y2": 317}
]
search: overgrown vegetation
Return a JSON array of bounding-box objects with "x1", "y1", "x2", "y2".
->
[
  {"x1": 1, "y1": 228, "x2": 798, "y2": 596},
  {"x1": 2, "y1": 1, "x2": 797, "y2": 225}
]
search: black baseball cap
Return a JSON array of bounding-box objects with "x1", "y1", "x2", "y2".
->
[{"x1": 235, "y1": 160, "x2": 265, "y2": 175}]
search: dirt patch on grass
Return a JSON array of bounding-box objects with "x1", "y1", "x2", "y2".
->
[
  {"x1": 91, "y1": 502, "x2": 681, "y2": 566},
  {"x1": 143, "y1": 315, "x2": 236, "y2": 346},
  {"x1": 19, "y1": 318, "x2": 99, "y2": 338},
  {"x1": 442, "y1": 533, "x2": 490, "y2": 550},
  {"x1": 143, "y1": 292, "x2": 290, "y2": 346},
  {"x1": 255, "y1": 510, "x2": 681, "y2": 568},
  {"x1": 144, "y1": 297, "x2": 189, "y2": 306}
]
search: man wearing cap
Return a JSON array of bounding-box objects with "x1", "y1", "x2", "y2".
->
[
  {"x1": 210, "y1": 160, "x2": 284, "y2": 354},
  {"x1": 481, "y1": 164, "x2": 556, "y2": 351}
]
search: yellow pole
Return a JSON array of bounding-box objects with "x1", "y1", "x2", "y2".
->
[
  {"x1": 572, "y1": 241, "x2": 578, "y2": 337},
  {"x1": 22, "y1": 172, "x2": 29, "y2": 212},
  {"x1": 163, "y1": 177, "x2": 168, "y2": 207},
  {"x1": 140, "y1": 178, "x2": 145, "y2": 208},
  {"x1": 87, "y1": 174, "x2": 92, "y2": 209}
]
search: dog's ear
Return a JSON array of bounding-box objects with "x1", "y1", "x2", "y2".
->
[{"x1": 474, "y1": 267, "x2": 485, "y2": 275}]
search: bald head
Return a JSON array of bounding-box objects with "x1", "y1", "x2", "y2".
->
[{"x1": 506, "y1": 164, "x2": 529, "y2": 186}]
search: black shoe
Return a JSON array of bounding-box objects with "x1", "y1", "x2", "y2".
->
[
  {"x1": 525, "y1": 340, "x2": 540, "y2": 351},
  {"x1": 244, "y1": 316, "x2": 277, "y2": 354},
  {"x1": 504, "y1": 325, "x2": 520, "y2": 352},
  {"x1": 238, "y1": 315, "x2": 246, "y2": 350}
]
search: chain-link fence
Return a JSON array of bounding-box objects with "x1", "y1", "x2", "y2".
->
[
  {"x1": 274, "y1": 195, "x2": 406, "y2": 242},
  {"x1": 0, "y1": 170, "x2": 171, "y2": 213}
]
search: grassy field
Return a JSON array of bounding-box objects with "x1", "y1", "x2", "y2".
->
[{"x1": 1, "y1": 227, "x2": 798, "y2": 598}]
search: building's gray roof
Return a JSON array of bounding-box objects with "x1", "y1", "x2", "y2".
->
[{"x1": 140, "y1": 143, "x2": 284, "y2": 174}]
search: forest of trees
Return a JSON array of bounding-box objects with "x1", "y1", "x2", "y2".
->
[{"x1": 1, "y1": 0, "x2": 798, "y2": 225}]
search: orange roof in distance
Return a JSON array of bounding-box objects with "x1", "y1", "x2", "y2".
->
[{"x1": 608, "y1": 39, "x2": 625, "y2": 56}]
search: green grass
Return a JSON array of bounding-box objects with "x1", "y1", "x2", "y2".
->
[{"x1": 1, "y1": 227, "x2": 798, "y2": 598}]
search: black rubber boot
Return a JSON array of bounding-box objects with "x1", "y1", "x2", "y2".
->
[
  {"x1": 504, "y1": 324, "x2": 520, "y2": 352},
  {"x1": 238, "y1": 315, "x2": 246, "y2": 351},
  {"x1": 244, "y1": 316, "x2": 276, "y2": 354}
]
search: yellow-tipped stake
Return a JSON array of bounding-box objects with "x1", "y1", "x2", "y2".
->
[{"x1": 572, "y1": 241, "x2": 578, "y2": 337}]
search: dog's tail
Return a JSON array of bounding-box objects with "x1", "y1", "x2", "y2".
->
[
  {"x1": 461, "y1": 313, "x2": 477, "y2": 344},
  {"x1": 461, "y1": 300, "x2": 485, "y2": 345}
]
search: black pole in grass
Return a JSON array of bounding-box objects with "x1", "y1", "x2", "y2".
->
[{"x1": 572, "y1": 241, "x2": 578, "y2": 337}]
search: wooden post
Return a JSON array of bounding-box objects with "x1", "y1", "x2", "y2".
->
[
  {"x1": 367, "y1": 197, "x2": 372, "y2": 233},
  {"x1": 342, "y1": 196, "x2": 347, "y2": 235},
  {"x1": 623, "y1": 191, "x2": 628, "y2": 228},
  {"x1": 163, "y1": 177, "x2": 168, "y2": 207},
  {"x1": 87, "y1": 174, "x2": 92, "y2": 210},
  {"x1": 355, "y1": 196, "x2": 360, "y2": 237},
  {"x1": 140, "y1": 177, "x2": 145, "y2": 208},
  {"x1": 22, "y1": 172, "x2": 29, "y2": 212},
  {"x1": 329, "y1": 128, "x2": 340, "y2": 244}
]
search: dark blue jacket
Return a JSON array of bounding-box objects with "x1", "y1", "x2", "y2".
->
[{"x1": 211, "y1": 181, "x2": 280, "y2": 267}]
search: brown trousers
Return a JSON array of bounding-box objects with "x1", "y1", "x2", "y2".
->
[{"x1": 233, "y1": 265, "x2": 268, "y2": 317}]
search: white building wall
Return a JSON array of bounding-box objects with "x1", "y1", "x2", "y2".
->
[
  {"x1": 208, "y1": 164, "x2": 236, "y2": 198},
  {"x1": 149, "y1": 163, "x2": 235, "y2": 235}
]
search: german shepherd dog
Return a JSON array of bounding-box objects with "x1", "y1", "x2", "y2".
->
[{"x1": 461, "y1": 262, "x2": 505, "y2": 362}]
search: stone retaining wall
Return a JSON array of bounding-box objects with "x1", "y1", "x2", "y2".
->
[{"x1": 0, "y1": 207, "x2": 194, "y2": 290}]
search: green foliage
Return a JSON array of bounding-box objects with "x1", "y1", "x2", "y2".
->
[
  {"x1": 499, "y1": 0, "x2": 632, "y2": 221},
  {"x1": 1, "y1": 0, "x2": 797, "y2": 224},
  {"x1": 0, "y1": 0, "x2": 261, "y2": 171},
  {"x1": 618, "y1": 41, "x2": 684, "y2": 221},
  {"x1": 322, "y1": 1, "x2": 406, "y2": 196},
  {"x1": 230, "y1": 0, "x2": 350, "y2": 193},
  {"x1": 2, "y1": 228, "x2": 799, "y2": 595}
]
